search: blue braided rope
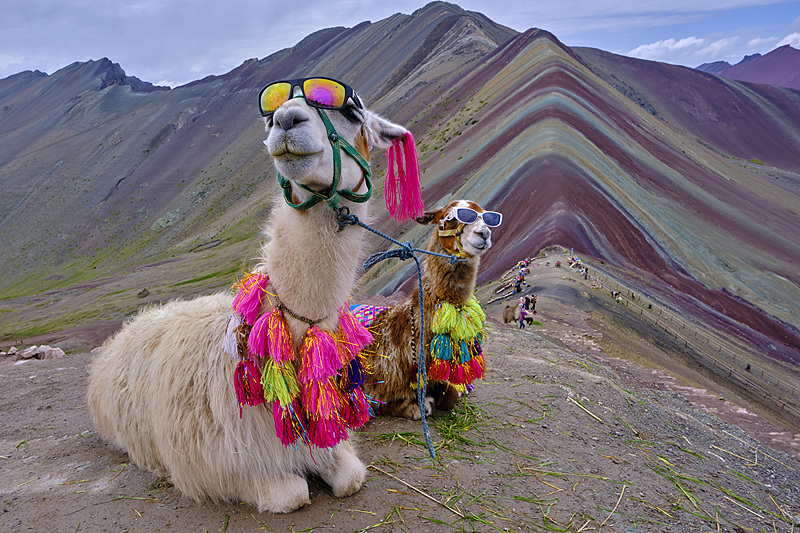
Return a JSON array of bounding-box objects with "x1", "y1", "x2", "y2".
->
[{"x1": 337, "y1": 208, "x2": 464, "y2": 459}]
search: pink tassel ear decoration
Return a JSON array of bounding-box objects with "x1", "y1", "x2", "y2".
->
[
  {"x1": 231, "y1": 273, "x2": 269, "y2": 326},
  {"x1": 385, "y1": 131, "x2": 424, "y2": 222}
]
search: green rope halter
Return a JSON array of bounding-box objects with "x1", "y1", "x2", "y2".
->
[{"x1": 276, "y1": 107, "x2": 372, "y2": 211}]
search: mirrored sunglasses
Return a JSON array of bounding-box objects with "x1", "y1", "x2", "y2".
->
[
  {"x1": 258, "y1": 77, "x2": 363, "y2": 116},
  {"x1": 448, "y1": 207, "x2": 502, "y2": 227}
]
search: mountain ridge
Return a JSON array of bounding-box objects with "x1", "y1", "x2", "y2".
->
[
  {"x1": 0, "y1": 2, "x2": 798, "y2": 387},
  {"x1": 696, "y1": 44, "x2": 800, "y2": 90}
]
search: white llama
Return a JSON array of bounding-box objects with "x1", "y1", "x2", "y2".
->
[
  {"x1": 357, "y1": 200, "x2": 500, "y2": 419},
  {"x1": 87, "y1": 77, "x2": 422, "y2": 513}
]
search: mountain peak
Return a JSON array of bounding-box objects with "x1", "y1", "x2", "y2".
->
[{"x1": 695, "y1": 45, "x2": 800, "y2": 90}]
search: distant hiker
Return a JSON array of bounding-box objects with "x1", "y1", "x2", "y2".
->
[
  {"x1": 584, "y1": 268, "x2": 588, "y2": 280},
  {"x1": 531, "y1": 294, "x2": 537, "y2": 314},
  {"x1": 519, "y1": 309, "x2": 527, "y2": 329},
  {"x1": 746, "y1": 364, "x2": 751, "y2": 372}
]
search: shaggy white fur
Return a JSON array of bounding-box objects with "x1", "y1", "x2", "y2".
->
[{"x1": 88, "y1": 86, "x2": 409, "y2": 513}]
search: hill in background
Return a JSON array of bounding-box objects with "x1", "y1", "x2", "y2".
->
[{"x1": 696, "y1": 44, "x2": 800, "y2": 90}]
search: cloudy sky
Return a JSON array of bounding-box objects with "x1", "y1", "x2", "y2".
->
[{"x1": 2, "y1": 0, "x2": 798, "y2": 88}]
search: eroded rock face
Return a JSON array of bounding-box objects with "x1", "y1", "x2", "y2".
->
[{"x1": 15, "y1": 345, "x2": 65, "y2": 360}]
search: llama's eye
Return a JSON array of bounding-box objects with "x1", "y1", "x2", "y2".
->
[{"x1": 341, "y1": 105, "x2": 362, "y2": 124}]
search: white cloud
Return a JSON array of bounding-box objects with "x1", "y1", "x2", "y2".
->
[
  {"x1": 777, "y1": 32, "x2": 800, "y2": 47},
  {"x1": 747, "y1": 36, "x2": 779, "y2": 48},
  {"x1": 627, "y1": 35, "x2": 740, "y2": 65}
]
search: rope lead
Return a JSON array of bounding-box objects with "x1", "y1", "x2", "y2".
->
[{"x1": 336, "y1": 207, "x2": 465, "y2": 459}]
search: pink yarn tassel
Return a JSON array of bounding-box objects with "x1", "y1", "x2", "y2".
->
[
  {"x1": 299, "y1": 327, "x2": 340, "y2": 383},
  {"x1": 469, "y1": 356, "x2": 484, "y2": 381},
  {"x1": 385, "y1": 131, "x2": 423, "y2": 222},
  {"x1": 343, "y1": 388, "x2": 371, "y2": 429},
  {"x1": 247, "y1": 313, "x2": 271, "y2": 360},
  {"x1": 234, "y1": 360, "x2": 264, "y2": 417},
  {"x1": 232, "y1": 273, "x2": 269, "y2": 326},
  {"x1": 301, "y1": 378, "x2": 342, "y2": 420},
  {"x1": 274, "y1": 400, "x2": 306, "y2": 447},
  {"x1": 428, "y1": 358, "x2": 451, "y2": 381},
  {"x1": 337, "y1": 309, "x2": 374, "y2": 363},
  {"x1": 308, "y1": 417, "x2": 347, "y2": 449},
  {"x1": 266, "y1": 308, "x2": 294, "y2": 363},
  {"x1": 450, "y1": 363, "x2": 467, "y2": 385}
]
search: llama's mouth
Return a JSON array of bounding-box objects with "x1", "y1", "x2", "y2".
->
[{"x1": 465, "y1": 235, "x2": 491, "y2": 254}]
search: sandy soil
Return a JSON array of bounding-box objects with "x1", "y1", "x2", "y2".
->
[{"x1": 3, "y1": 255, "x2": 800, "y2": 532}]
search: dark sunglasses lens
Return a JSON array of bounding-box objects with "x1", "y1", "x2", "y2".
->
[
  {"x1": 260, "y1": 82, "x2": 291, "y2": 115},
  {"x1": 303, "y1": 78, "x2": 346, "y2": 109},
  {"x1": 455, "y1": 208, "x2": 478, "y2": 224},
  {"x1": 482, "y1": 211, "x2": 502, "y2": 227}
]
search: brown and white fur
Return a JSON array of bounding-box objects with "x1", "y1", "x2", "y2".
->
[
  {"x1": 88, "y1": 86, "x2": 410, "y2": 513},
  {"x1": 363, "y1": 200, "x2": 495, "y2": 419}
]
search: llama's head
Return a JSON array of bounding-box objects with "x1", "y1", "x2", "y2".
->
[
  {"x1": 260, "y1": 77, "x2": 417, "y2": 214},
  {"x1": 417, "y1": 200, "x2": 502, "y2": 258}
]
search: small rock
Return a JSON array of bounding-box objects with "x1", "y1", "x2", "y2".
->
[
  {"x1": 8, "y1": 346, "x2": 18, "y2": 355},
  {"x1": 17, "y1": 346, "x2": 39, "y2": 360},
  {"x1": 138, "y1": 288, "x2": 150, "y2": 298},
  {"x1": 16, "y1": 345, "x2": 65, "y2": 360},
  {"x1": 38, "y1": 346, "x2": 66, "y2": 360}
]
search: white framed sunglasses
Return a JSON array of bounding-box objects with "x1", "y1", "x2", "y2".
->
[{"x1": 444, "y1": 207, "x2": 502, "y2": 227}]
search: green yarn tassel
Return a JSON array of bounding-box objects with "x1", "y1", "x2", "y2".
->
[
  {"x1": 432, "y1": 302, "x2": 458, "y2": 334},
  {"x1": 262, "y1": 359, "x2": 300, "y2": 407}
]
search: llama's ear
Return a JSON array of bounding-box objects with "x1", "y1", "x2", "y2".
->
[
  {"x1": 363, "y1": 111, "x2": 407, "y2": 149},
  {"x1": 415, "y1": 210, "x2": 439, "y2": 225}
]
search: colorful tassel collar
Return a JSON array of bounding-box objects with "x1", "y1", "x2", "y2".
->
[
  {"x1": 222, "y1": 271, "x2": 374, "y2": 449},
  {"x1": 428, "y1": 295, "x2": 487, "y2": 388}
]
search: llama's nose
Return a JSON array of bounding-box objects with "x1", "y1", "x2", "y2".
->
[
  {"x1": 477, "y1": 227, "x2": 491, "y2": 240},
  {"x1": 274, "y1": 107, "x2": 309, "y2": 131}
]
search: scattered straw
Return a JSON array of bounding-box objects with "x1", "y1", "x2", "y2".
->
[
  {"x1": 368, "y1": 464, "x2": 464, "y2": 518},
  {"x1": 724, "y1": 496, "x2": 765, "y2": 519},
  {"x1": 710, "y1": 445, "x2": 756, "y2": 465},
  {"x1": 600, "y1": 485, "x2": 626, "y2": 527},
  {"x1": 723, "y1": 430, "x2": 796, "y2": 471},
  {"x1": 568, "y1": 396, "x2": 603, "y2": 423}
]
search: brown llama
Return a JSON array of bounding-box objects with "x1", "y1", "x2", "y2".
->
[
  {"x1": 87, "y1": 77, "x2": 422, "y2": 513},
  {"x1": 358, "y1": 200, "x2": 500, "y2": 419}
]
